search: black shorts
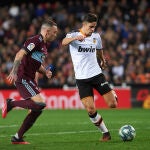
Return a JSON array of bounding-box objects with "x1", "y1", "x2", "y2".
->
[{"x1": 76, "y1": 74, "x2": 112, "y2": 99}]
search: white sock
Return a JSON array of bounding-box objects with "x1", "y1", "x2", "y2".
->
[
  {"x1": 14, "y1": 133, "x2": 19, "y2": 139},
  {"x1": 89, "y1": 112, "x2": 108, "y2": 133},
  {"x1": 99, "y1": 121, "x2": 109, "y2": 133}
]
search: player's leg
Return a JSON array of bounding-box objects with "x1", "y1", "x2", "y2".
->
[
  {"x1": 2, "y1": 99, "x2": 13, "y2": 118},
  {"x1": 11, "y1": 94, "x2": 45, "y2": 144},
  {"x1": 102, "y1": 90, "x2": 118, "y2": 108},
  {"x1": 2, "y1": 94, "x2": 45, "y2": 118},
  {"x1": 2, "y1": 79, "x2": 46, "y2": 144},
  {"x1": 10, "y1": 94, "x2": 46, "y2": 110},
  {"x1": 11, "y1": 78, "x2": 46, "y2": 110},
  {"x1": 76, "y1": 79, "x2": 111, "y2": 141},
  {"x1": 91, "y1": 74, "x2": 118, "y2": 140},
  {"x1": 11, "y1": 110, "x2": 42, "y2": 145},
  {"x1": 92, "y1": 74, "x2": 118, "y2": 108},
  {"x1": 2, "y1": 79, "x2": 45, "y2": 118},
  {"x1": 81, "y1": 96, "x2": 111, "y2": 141}
]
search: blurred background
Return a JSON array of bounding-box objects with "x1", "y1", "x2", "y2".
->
[{"x1": 0, "y1": 0, "x2": 150, "y2": 109}]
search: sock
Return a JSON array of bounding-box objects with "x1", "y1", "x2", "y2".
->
[
  {"x1": 17, "y1": 110, "x2": 42, "y2": 139},
  {"x1": 10, "y1": 99, "x2": 45, "y2": 111},
  {"x1": 89, "y1": 112, "x2": 108, "y2": 133},
  {"x1": 14, "y1": 133, "x2": 19, "y2": 139}
]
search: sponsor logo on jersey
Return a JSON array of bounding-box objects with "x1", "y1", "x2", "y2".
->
[
  {"x1": 78, "y1": 46, "x2": 96, "y2": 52},
  {"x1": 27, "y1": 43, "x2": 35, "y2": 51}
]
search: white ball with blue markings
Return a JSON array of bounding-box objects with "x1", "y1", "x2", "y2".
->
[{"x1": 119, "y1": 125, "x2": 136, "y2": 141}]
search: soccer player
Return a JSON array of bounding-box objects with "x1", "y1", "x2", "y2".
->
[
  {"x1": 62, "y1": 13, "x2": 118, "y2": 141},
  {"x1": 2, "y1": 19, "x2": 58, "y2": 144}
]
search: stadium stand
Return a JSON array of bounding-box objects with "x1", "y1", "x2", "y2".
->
[{"x1": 0, "y1": 0, "x2": 150, "y2": 88}]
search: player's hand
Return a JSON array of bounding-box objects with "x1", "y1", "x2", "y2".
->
[
  {"x1": 100, "y1": 59, "x2": 107, "y2": 70},
  {"x1": 75, "y1": 35, "x2": 85, "y2": 42},
  {"x1": 46, "y1": 70, "x2": 52, "y2": 79},
  {"x1": 7, "y1": 72, "x2": 17, "y2": 83}
]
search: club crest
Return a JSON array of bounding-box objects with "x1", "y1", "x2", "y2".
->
[{"x1": 93, "y1": 38, "x2": 96, "y2": 44}]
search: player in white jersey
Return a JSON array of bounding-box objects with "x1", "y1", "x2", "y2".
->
[{"x1": 62, "y1": 13, "x2": 118, "y2": 141}]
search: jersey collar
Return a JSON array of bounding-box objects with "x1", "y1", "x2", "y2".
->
[{"x1": 79, "y1": 29, "x2": 87, "y2": 37}]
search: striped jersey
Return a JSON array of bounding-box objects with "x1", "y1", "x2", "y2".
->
[{"x1": 66, "y1": 30, "x2": 103, "y2": 79}]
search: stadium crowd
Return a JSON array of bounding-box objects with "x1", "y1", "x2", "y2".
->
[{"x1": 0, "y1": 0, "x2": 150, "y2": 88}]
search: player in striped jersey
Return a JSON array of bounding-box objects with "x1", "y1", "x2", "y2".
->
[
  {"x1": 62, "y1": 13, "x2": 118, "y2": 141},
  {"x1": 2, "y1": 19, "x2": 58, "y2": 144}
]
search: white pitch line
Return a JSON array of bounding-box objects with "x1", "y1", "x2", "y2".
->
[
  {"x1": 0, "y1": 122, "x2": 90, "y2": 129},
  {"x1": 0, "y1": 125, "x2": 18, "y2": 128},
  {"x1": 0, "y1": 120, "x2": 148, "y2": 129},
  {"x1": 28, "y1": 130, "x2": 98, "y2": 136},
  {"x1": 0, "y1": 127, "x2": 150, "y2": 138},
  {"x1": 0, "y1": 130, "x2": 98, "y2": 138}
]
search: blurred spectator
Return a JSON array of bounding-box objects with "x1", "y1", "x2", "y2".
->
[{"x1": 0, "y1": 0, "x2": 150, "y2": 88}]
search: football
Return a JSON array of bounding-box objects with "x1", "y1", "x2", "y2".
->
[{"x1": 119, "y1": 125, "x2": 136, "y2": 141}]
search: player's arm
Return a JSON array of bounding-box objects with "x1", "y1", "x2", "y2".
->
[
  {"x1": 97, "y1": 50, "x2": 107, "y2": 70},
  {"x1": 7, "y1": 49, "x2": 27, "y2": 83},
  {"x1": 38, "y1": 65, "x2": 52, "y2": 79},
  {"x1": 62, "y1": 37, "x2": 75, "y2": 46},
  {"x1": 35, "y1": 72, "x2": 39, "y2": 84},
  {"x1": 96, "y1": 33, "x2": 107, "y2": 70},
  {"x1": 62, "y1": 35, "x2": 85, "y2": 46}
]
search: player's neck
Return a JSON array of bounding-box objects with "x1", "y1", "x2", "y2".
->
[
  {"x1": 80, "y1": 28, "x2": 87, "y2": 37},
  {"x1": 40, "y1": 33, "x2": 47, "y2": 43}
]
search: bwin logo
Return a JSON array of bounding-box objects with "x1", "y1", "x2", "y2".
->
[{"x1": 78, "y1": 46, "x2": 96, "y2": 52}]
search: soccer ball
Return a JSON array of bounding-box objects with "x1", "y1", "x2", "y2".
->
[{"x1": 119, "y1": 125, "x2": 136, "y2": 141}]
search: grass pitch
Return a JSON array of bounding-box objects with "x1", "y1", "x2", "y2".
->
[{"x1": 0, "y1": 108, "x2": 149, "y2": 150}]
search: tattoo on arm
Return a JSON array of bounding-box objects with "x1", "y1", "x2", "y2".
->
[
  {"x1": 11, "y1": 60, "x2": 21, "y2": 74},
  {"x1": 11, "y1": 49, "x2": 26, "y2": 74}
]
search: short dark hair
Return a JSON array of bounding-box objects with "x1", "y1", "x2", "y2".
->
[
  {"x1": 42, "y1": 18, "x2": 57, "y2": 27},
  {"x1": 82, "y1": 13, "x2": 98, "y2": 23}
]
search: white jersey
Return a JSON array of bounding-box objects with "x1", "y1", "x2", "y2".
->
[{"x1": 66, "y1": 30, "x2": 103, "y2": 79}]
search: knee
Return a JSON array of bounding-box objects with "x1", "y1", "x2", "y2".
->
[
  {"x1": 108, "y1": 90, "x2": 118, "y2": 108},
  {"x1": 34, "y1": 102, "x2": 46, "y2": 111},
  {"x1": 37, "y1": 102, "x2": 46, "y2": 110},
  {"x1": 109, "y1": 102, "x2": 117, "y2": 108},
  {"x1": 108, "y1": 99, "x2": 118, "y2": 108},
  {"x1": 86, "y1": 106, "x2": 96, "y2": 115}
]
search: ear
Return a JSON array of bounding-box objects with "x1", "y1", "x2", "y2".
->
[
  {"x1": 45, "y1": 30, "x2": 49, "y2": 36},
  {"x1": 83, "y1": 22, "x2": 87, "y2": 25}
]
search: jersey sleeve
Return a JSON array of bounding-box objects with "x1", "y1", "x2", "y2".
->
[
  {"x1": 22, "y1": 36, "x2": 40, "y2": 53},
  {"x1": 65, "y1": 32, "x2": 77, "y2": 46},
  {"x1": 96, "y1": 33, "x2": 103, "y2": 50},
  {"x1": 66, "y1": 32, "x2": 73, "y2": 38}
]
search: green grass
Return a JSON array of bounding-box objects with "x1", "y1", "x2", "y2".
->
[{"x1": 0, "y1": 109, "x2": 150, "y2": 150}]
